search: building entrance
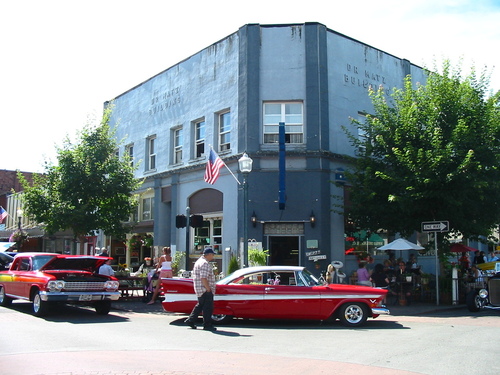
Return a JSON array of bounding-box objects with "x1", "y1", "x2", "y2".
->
[{"x1": 268, "y1": 236, "x2": 299, "y2": 266}]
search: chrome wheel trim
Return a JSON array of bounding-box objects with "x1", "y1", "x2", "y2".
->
[
  {"x1": 344, "y1": 304, "x2": 364, "y2": 324},
  {"x1": 33, "y1": 293, "x2": 41, "y2": 313}
]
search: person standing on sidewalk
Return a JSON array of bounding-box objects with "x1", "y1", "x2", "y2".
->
[
  {"x1": 147, "y1": 247, "x2": 172, "y2": 304},
  {"x1": 185, "y1": 248, "x2": 217, "y2": 331}
]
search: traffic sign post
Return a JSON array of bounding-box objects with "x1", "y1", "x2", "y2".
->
[{"x1": 421, "y1": 220, "x2": 449, "y2": 306}]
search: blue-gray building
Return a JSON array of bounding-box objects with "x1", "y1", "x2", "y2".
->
[{"x1": 108, "y1": 22, "x2": 426, "y2": 274}]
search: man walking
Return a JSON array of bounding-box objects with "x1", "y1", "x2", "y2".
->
[{"x1": 185, "y1": 248, "x2": 217, "y2": 331}]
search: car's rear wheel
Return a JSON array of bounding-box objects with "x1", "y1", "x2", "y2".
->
[
  {"x1": 95, "y1": 300, "x2": 112, "y2": 315},
  {"x1": 211, "y1": 314, "x2": 233, "y2": 324},
  {"x1": 338, "y1": 302, "x2": 368, "y2": 327},
  {"x1": 32, "y1": 291, "x2": 49, "y2": 317},
  {"x1": 466, "y1": 290, "x2": 482, "y2": 312},
  {"x1": 0, "y1": 286, "x2": 13, "y2": 307}
]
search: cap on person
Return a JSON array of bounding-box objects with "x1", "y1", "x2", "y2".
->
[{"x1": 203, "y1": 248, "x2": 215, "y2": 255}]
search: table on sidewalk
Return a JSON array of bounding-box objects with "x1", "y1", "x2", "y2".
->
[{"x1": 116, "y1": 276, "x2": 145, "y2": 299}]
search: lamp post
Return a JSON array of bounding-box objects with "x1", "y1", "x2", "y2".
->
[
  {"x1": 238, "y1": 152, "x2": 253, "y2": 267},
  {"x1": 16, "y1": 209, "x2": 23, "y2": 250},
  {"x1": 17, "y1": 209, "x2": 23, "y2": 232}
]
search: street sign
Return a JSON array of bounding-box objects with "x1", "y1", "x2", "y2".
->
[
  {"x1": 308, "y1": 255, "x2": 326, "y2": 261},
  {"x1": 421, "y1": 221, "x2": 449, "y2": 232}
]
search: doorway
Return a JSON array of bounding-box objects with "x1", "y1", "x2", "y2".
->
[{"x1": 268, "y1": 236, "x2": 300, "y2": 266}]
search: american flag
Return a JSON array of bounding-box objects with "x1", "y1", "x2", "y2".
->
[
  {"x1": 204, "y1": 149, "x2": 225, "y2": 185},
  {"x1": 0, "y1": 206, "x2": 7, "y2": 223}
]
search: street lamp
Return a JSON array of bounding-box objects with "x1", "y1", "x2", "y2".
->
[
  {"x1": 16, "y1": 209, "x2": 24, "y2": 251},
  {"x1": 238, "y1": 152, "x2": 253, "y2": 267},
  {"x1": 17, "y1": 209, "x2": 23, "y2": 231}
]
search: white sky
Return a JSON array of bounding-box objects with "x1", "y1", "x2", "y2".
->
[{"x1": 2, "y1": 0, "x2": 499, "y2": 173}]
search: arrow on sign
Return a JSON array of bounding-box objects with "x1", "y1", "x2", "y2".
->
[{"x1": 421, "y1": 221, "x2": 449, "y2": 232}]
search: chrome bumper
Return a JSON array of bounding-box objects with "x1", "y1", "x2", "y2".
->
[
  {"x1": 372, "y1": 306, "x2": 390, "y2": 315},
  {"x1": 40, "y1": 291, "x2": 121, "y2": 302}
]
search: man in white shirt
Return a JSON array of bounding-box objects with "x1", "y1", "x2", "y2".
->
[{"x1": 98, "y1": 259, "x2": 115, "y2": 276}]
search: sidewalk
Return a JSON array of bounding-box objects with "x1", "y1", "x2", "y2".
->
[{"x1": 111, "y1": 298, "x2": 466, "y2": 317}]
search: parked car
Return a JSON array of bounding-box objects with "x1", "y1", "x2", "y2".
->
[
  {"x1": 466, "y1": 265, "x2": 500, "y2": 312},
  {"x1": 161, "y1": 265, "x2": 389, "y2": 327},
  {"x1": 0, "y1": 252, "x2": 121, "y2": 317},
  {"x1": 0, "y1": 252, "x2": 14, "y2": 271}
]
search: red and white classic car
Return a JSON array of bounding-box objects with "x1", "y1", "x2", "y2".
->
[
  {"x1": 0, "y1": 252, "x2": 121, "y2": 317},
  {"x1": 161, "y1": 266, "x2": 389, "y2": 327}
]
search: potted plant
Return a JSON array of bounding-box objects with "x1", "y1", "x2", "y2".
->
[
  {"x1": 9, "y1": 229, "x2": 28, "y2": 249},
  {"x1": 227, "y1": 256, "x2": 240, "y2": 274},
  {"x1": 420, "y1": 273, "x2": 430, "y2": 285},
  {"x1": 248, "y1": 249, "x2": 269, "y2": 267},
  {"x1": 171, "y1": 251, "x2": 185, "y2": 276}
]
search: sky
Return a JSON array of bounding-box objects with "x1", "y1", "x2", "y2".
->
[{"x1": 2, "y1": 0, "x2": 499, "y2": 173}]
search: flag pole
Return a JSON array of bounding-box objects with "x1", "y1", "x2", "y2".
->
[{"x1": 224, "y1": 163, "x2": 241, "y2": 185}]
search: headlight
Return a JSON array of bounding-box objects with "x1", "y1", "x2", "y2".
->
[
  {"x1": 104, "y1": 280, "x2": 119, "y2": 290},
  {"x1": 478, "y1": 289, "x2": 488, "y2": 298},
  {"x1": 47, "y1": 280, "x2": 65, "y2": 292}
]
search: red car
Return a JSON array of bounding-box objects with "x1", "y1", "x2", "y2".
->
[
  {"x1": 0, "y1": 252, "x2": 120, "y2": 317},
  {"x1": 161, "y1": 266, "x2": 389, "y2": 327}
]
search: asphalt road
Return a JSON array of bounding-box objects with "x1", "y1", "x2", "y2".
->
[{"x1": 0, "y1": 300, "x2": 498, "y2": 375}]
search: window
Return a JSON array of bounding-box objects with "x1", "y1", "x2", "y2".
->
[
  {"x1": 129, "y1": 204, "x2": 139, "y2": 222},
  {"x1": 142, "y1": 197, "x2": 154, "y2": 221},
  {"x1": 192, "y1": 217, "x2": 222, "y2": 254},
  {"x1": 194, "y1": 120, "x2": 205, "y2": 158},
  {"x1": 218, "y1": 111, "x2": 231, "y2": 151},
  {"x1": 357, "y1": 112, "x2": 369, "y2": 154},
  {"x1": 173, "y1": 128, "x2": 183, "y2": 164},
  {"x1": 126, "y1": 144, "x2": 134, "y2": 167},
  {"x1": 263, "y1": 102, "x2": 303, "y2": 144},
  {"x1": 146, "y1": 136, "x2": 156, "y2": 170}
]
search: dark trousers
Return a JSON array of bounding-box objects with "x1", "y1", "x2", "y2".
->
[{"x1": 188, "y1": 291, "x2": 214, "y2": 327}]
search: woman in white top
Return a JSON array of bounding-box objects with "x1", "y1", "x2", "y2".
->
[{"x1": 148, "y1": 247, "x2": 172, "y2": 304}]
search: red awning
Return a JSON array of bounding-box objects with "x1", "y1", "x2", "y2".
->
[{"x1": 449, "y1": 243, "x2": 479, "y2": 253}]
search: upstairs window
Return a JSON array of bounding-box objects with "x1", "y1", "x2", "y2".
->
[
  {"x1": 126, "y1": 144, "x2": 134, "y2": 167},
  {"x1": 194, "y1": 120, "x2": 205, "y2": 158},
  {"x1": 146, "y1": 136, "x2": 156, "y2": 170},
  {"x1": 173, "y1": 127, "x2": 183, "y2": 164},
  {"x1": 142, "y1": 197, "x2": 154, "y2": 221},
  {"x1": 263, "y1": 102, "x2": 303, "y2": 144},
  {"x1": 218, "y1": 111, "x2": 231, "y2": 152}
]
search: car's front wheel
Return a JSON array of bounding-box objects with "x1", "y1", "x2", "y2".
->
[
  {"x1": 338, "y1": 302, "x2": 368, "y2": 327},
  {"x1": 0, "y1": 286, "x2": 13, "y2": 307},
  {"x1": 466, "y1": 290, "x2": 483, "y2": 312},
  {"x1": 32, "y1": 291, "x2": 49, "y2": 317},
  {"x1": 95, "y1": 300, "x2": 112, "y2": 315},
  {"x1": 211, "y1": 314, "x2": 233, "y2": 325}
]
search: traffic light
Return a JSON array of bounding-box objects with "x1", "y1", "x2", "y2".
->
[
  {"x1": 190, "y1": 214, "x2": 204, "y2": 228},
  {"x1": 176, "y1": 215, "x2": 187, "y2": 228}
]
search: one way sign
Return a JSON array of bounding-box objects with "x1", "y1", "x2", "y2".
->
[{"x1": 421, "y1": 221, "x2": 449, "y2": 232}]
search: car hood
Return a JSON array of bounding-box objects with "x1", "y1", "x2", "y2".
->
[{"x1": 41, "y1": 256, "x2": 109, "y2": 272}]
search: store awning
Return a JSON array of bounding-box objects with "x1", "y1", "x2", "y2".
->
[
  {"x1": 347, "y1": 231, "x2": 384, "y2": 246},
  {"x1": 449, "y1": 243, "x2": 478, "y2": 253},
  {"x1": 0, "y1": 242, "x2": 16, "y2": 252}
]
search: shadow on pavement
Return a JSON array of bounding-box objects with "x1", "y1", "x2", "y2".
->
[{"x1": 7, "y1": 300, "x2": 130, "y2": 323}]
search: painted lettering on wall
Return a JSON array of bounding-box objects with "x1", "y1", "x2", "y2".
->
[
  {"x1": 149, "y1": 87, "x2": 181, "y2": 115},
  {"x1": 344, "y1": 64, "x2": 387, "y2": 89}
]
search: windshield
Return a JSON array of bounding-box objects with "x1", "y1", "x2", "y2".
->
[
  {"x1": 298, "y1": 268, "x2": 322, "y2": 286},
  {"x1": 32, "y1": 255, "x2": 57, "y2": 270}
]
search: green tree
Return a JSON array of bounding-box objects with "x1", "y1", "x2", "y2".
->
[
  {"x1": 19, "y1": 106, "x2": 142, "y2": 247},
  {"x1": 344, "y1": 61, "x2": 500, "y2": 240}
]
